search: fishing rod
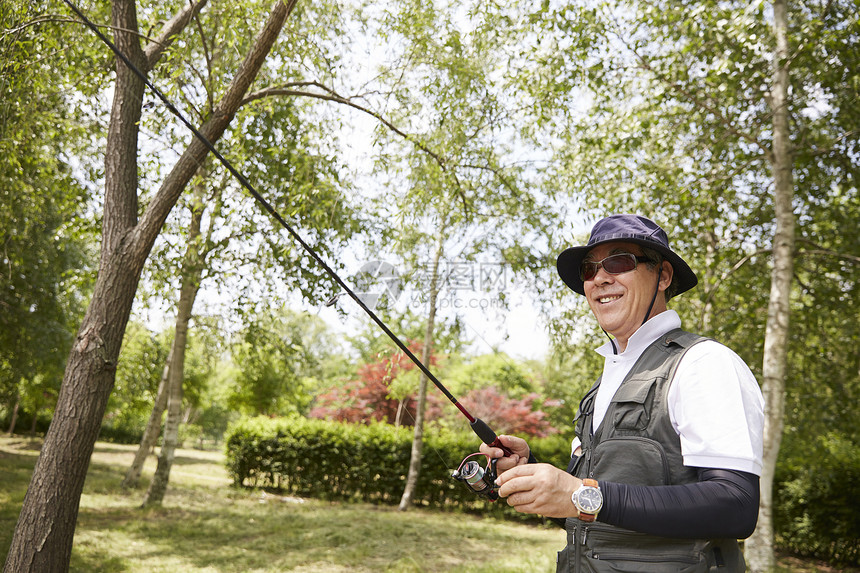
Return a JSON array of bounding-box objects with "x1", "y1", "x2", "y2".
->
[{"x1": 63, "y1": 0, "x2": 514, "y2": 482}]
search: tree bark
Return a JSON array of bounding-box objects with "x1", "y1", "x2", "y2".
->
[
  {"x1": 399, "y1": 233, "x2": 444, "y2": 511},
  {"x1": 121, "y1": 348, "x2": 171, "y2": 489},
  {"x1": 2, "y1": 2, "x2": 290, "y2": 571},
  {"x1": 746, "y1": 1, "x2": 794, "y2": 571}
]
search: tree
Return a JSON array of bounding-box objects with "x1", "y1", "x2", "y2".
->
[
  {"x1": 310, "y1": 346, "x2": 559, "y2": 438},
  {"x1": 398, "y1": 229, "x2": 445, "y2": 510},
  {"x1": 0, "y1": 1, "x2": 97, "y2": 427},
  {"x1": 745, "y1": 1, "x2": 795, "y2": 567},
  {"x1": 3, "y1": 1, "x2": 293, "y2": 569},
  {"x1": 445, "y1": 352, "x2": 539, "y2": 398},
  {"x1": 106, "y1": 322, "x2": 170, "y2": 444},
  {"x1": 455, "y1": 386, "x2": 559, "y2": 438},
  {"x1": 122, "y1": 0, "x2": 364, "y2": 496},
  {"x1": 141, "y1": 176, "x2": 211, "y2": 506}
]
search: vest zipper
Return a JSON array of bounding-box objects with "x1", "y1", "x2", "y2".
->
[
  {"x1": 591, "y1": 552, "x2": 698, "y2": 564},
  {"x1": 584, "y1": 447, "x2": 594, "y2": 478}
]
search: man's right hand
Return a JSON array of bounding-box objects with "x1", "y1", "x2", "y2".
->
[{"x1": 479, "y1": 434, "x2": 530, "y2": 474}]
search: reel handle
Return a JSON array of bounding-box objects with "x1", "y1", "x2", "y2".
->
[{"x1": 470, "y1": 417, "x2": 514, "y2": 457}]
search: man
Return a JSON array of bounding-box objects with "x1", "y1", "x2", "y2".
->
[{"x1": 480, "y1": 214, "x2": 764, "y2": 572}]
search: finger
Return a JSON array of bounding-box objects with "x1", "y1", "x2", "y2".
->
[
  {"x1": 496, "y1": 472, "x2": 538, "y2": 498},
  {"x1": 497, "y1": 435, "x2": 529, "y2": 457},
  {"x1": 497, "y1": 454, "x2": 524, "y2": 470},
  {"x1": 505, "y1": 488, "x2": 538, "y2": 508},
  {"x1": 509, "y1": 500, "x2": 542, "y2": 515},
  {"x1": 495, "y1": 462, "x2": 538, "y2": 487},
  {"x1": 479, "y1": 442, "x2": 510, "y2": 460}
]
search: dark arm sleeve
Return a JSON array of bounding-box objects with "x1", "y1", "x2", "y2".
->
[{"x1": 597, "y1": 468, "x2": 760, "y2": 539}]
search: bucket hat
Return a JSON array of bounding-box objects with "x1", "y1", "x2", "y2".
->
[{"x1": 557, "y1": 214, "x2": 698, "y2": 297}]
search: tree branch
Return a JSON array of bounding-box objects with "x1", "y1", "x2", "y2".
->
[
  {"x1": 797, "y1": 239, "x2": 860, "y2": 265},
  {"x1": 135, "y1": 0, "x2": 293, "y2": 258},
  {"x1": 702, "y1": 247, "x2": 772, "y2": 310},
  {"x1": 239, "y1": 81, "x2": 472, "y2": 217},
  {"x1": 144, "y1": 0, "x2": 209, "y2": 70},
  {"x1": 242, "y1": 82, "x2": 446, "y2": 167},
  {"x1": 632, "y1": 51, "x2": 769, "y2": 158}
]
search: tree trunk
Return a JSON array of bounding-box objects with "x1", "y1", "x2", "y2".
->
[
  {"x1": 6, "y1": 394, "x2": 19, "y2": 435},
  {"x1": 122, "y1": 347, "x2": 171, "y2": 489},
  {"x1": 399, "y1": 234, "x2": 444, "y2": 511},
  {"x1": 2, "y1": 2, "x2": 289, "y2": 570},
  {"x1": 28, "y1": 408, "x2": 38, "y2": 434},
  {"x1": 394, "y1": 399, "x2": 404, "y2": 427},
  {"x1": 141, "y1": 332, "x2": 186, "y2": 505},
  {"x1": 142, "y1": 188, "x2": 207, "y2": 506},
  {"x1": 746, "y1": 1, "x2": 794, "y2": 570},
  {"x1": 2, "y1": 1, "x2": 149, "y2": 567}
]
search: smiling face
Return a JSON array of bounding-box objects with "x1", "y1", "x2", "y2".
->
[{"x1": 582, "y1": 241, "x2": 674, "y2": 352}]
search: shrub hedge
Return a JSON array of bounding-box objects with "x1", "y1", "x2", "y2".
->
[{"x1": 224, "y1": 416, "x2": 571, "y2": 520}]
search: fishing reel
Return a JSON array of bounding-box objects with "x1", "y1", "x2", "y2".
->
[{"x1": 451, "y1": 452, "x2": 499, "y2": 501}]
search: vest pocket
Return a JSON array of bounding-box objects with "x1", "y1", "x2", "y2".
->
[
  {"x1": 609, "y1": 377, "x2": 659, "y2": 432},
  {"x1": 582, "y1": 524, "x2": 709, "y2": 573},
  {"x1": 592, "y1": 436, "x2": 671, "y2": 485}
]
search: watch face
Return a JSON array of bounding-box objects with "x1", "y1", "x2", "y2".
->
[{"x1": 578, "y1": 487, "x2": 602, "y2": 512}]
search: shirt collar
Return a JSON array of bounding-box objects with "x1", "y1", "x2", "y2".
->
[{"x1": 595, "y1": 310, "x2": 681, "y2": 358}]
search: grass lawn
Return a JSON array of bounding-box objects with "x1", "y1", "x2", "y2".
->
[
  {"x1": 1, "y1": 436, "x2": 562, "y2": 572},
  {"x1": 0, "y1": 435, "x2": 854, "y2": 572}
]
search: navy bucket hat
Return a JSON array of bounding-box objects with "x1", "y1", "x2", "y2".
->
[{"x1": 557, "y1": 214, "x2": 698, "y2": 297}]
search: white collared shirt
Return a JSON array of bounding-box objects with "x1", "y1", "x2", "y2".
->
[{"x1": 571, "y1": 310, "x2": 764, "y2": 475}]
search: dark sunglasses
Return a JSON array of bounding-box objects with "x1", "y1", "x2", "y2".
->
[{"x1": 580, "y1": 253, "x2": 649, "y2": 282}]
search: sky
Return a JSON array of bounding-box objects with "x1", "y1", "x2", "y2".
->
[{"x1": 312, "y1": 257, "x2": 553, "y2": 361}]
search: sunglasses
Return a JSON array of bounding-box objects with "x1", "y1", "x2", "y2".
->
[{"x1": 580, "y1": 253, "x2": 649, "y2": 282}]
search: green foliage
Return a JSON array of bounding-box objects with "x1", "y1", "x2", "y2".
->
[
  {"x1": 0, "y1": 2, "x2": 98, "y2": 405},
  {"x1": 100, "y1": 322, "x2": 228, "y2": 444},
  {"x1": 541, "y1": 317, "x2": 606, "y2": 431},
  {"x1": 101, "y1": 323, "x2": 171, "y2": 442},
  {"x1": 228, "y1": 309, "x2": 344, "y2": 417},
  {"x1": 774, "y1": 433, "x2": 860, "y2": 566},
  {"x1": 444, "y1": 353, "x2": 537, "y2": 398},
  {"x1": 224, "y1": 415, "x2": 571, "y2": 520}
]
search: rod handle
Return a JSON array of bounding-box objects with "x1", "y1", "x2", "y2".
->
[{"x1": 470, "y1": 418, "x2": 514, "y2": 456}]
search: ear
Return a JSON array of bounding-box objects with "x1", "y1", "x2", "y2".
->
[{"x1": 657, "y1": 261, "x2": 674, "y2": 293}]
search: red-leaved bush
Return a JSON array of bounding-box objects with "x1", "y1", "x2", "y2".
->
[
  {"x1": 309, "y1": 344, "x2": 442, "y2": 426},
  {"x1": 310, "y1": 347, "x2": 559, "y2": 438},
  {"x1": 455, "y1": 386, "x2": 560, "y2": 438}
]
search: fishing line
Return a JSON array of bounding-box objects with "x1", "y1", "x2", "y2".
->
[{"x1": 63, "y1": 0, "x2": 511, "y2": 453}]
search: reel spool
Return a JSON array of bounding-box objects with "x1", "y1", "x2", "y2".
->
[{"x1": 451, "y1": 453, "x2": 499, "y2": 501}]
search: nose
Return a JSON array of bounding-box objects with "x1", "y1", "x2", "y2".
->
[{"x1": 591, "y1": 265, "x2": 615, "y2": 285}]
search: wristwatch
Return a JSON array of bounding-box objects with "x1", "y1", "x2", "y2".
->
[{"x1": 571, "y1": 478, "x2": 603, "y2": 522}]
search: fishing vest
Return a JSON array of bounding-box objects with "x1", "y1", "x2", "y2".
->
[{"x1": 555, "y1": 328, "x2": 746, "y2": 573}]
